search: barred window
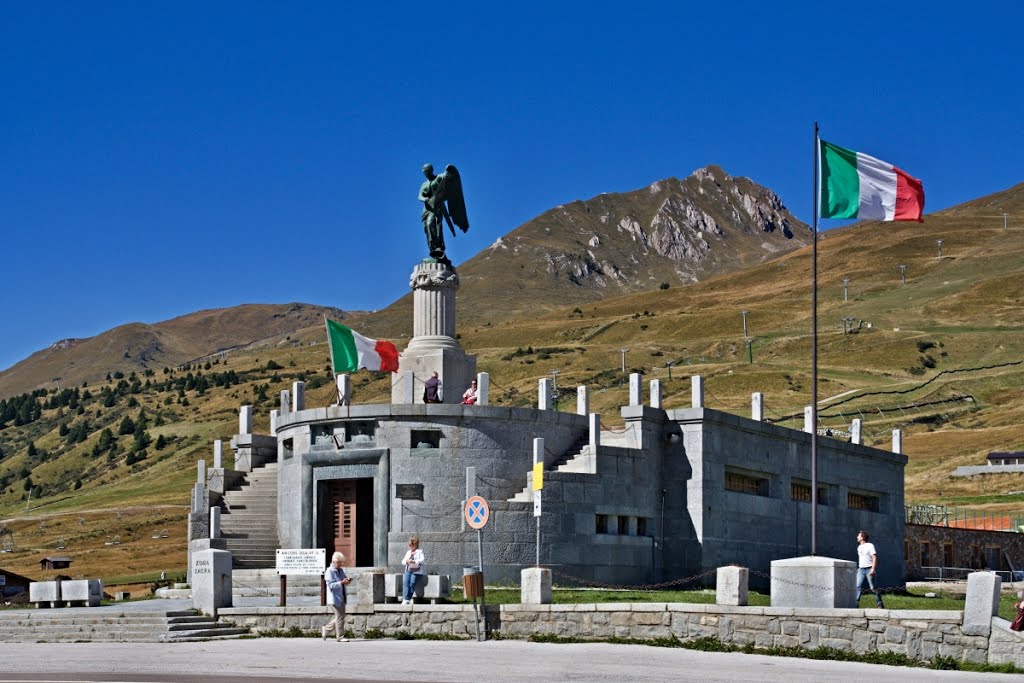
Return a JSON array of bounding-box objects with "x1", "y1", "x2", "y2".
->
[
  {"x1": 791, "y1": 482, "x2": 828, "y2": 504},
  {"x1": 848, "y1": 491, "x2": 880, "y2": 512},
  {"x1": 725, "y1": 471, "x2": 769, "y2": 497}
]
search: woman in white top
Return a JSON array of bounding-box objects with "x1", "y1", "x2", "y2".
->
[
  {"x1": 461, "y1": 380, "x2": 478, "y2": 405},
  {"x1": 401, "y1": 536, "x2": 426, "y2": 605}
]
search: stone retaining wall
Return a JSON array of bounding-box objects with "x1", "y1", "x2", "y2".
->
[{"x1": 218, "y1": 602, "x2": 1024, "y2": 665}]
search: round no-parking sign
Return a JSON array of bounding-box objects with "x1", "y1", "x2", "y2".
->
[{"x1": 464, "y1": 495, "x2": 489, "y2": 529}]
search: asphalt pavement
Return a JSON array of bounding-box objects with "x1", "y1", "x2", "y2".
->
[{"x1": 0, "y1": 639, "x2": 1016, "y2": 683}]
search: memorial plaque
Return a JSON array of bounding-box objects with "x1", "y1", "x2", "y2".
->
[
  {"x1": 275, "y1": 548, "x2": 326, "y2": 575},
  {"x1": 396, "y1": 484, "x2": 424, "y2": 500}
]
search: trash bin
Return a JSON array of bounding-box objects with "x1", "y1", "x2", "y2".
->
[{"x1": 463, "y1": 566, "x2": 484, "y2": 599}]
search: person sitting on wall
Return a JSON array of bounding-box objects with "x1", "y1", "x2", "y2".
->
[
  {"x1": 401, "y1": 536, "x2": 426, "y2": 605},
  {"x1": 461, "y1": 379, "x2": 478, "y2": 405},
  {"x1": 423, "y1": 372, "x2": 442, "y2": 403}
]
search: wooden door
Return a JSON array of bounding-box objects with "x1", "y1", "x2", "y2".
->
[{"x1": 330, "y1": 480, "x2": 357, "y2": 565}]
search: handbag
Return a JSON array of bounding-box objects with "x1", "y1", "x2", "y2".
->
[{"x1": 1010, "y1": 609, "x2": 1024, "y2": 632}]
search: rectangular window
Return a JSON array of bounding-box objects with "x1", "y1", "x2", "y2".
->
[
  {"x1": 791, "y1": 481, "x2": 828, "y2": 504},
  {"x1": 943, "y1": 543, "x2": 954, "y2": 568},
  {"x1": 985, "y1": 546, "x2": 1002, "y2": 571},
  {"x1": 848, "y1": 491, "x2": 880, "y2": 512},
  {"x1": 637, "y1": 517, "x2": 648, "y2": 537},
  {"x1": 725, "y1": 470, "x2": 769, "y2": 497},
  {"x1": 410, "y1": 429, "x2": 441, "y2": 448},
  {"x1": 595, "y1": 514, "x2": 608, "y2": 534},
  {"x1": 904, "y1": 539, "x2": 910, "y2": 561},
  {"x1": 617, "y1": 516, "x2": 629, "y2": 535},
  {"x1": 920, "y1": 542, "x2": 930, "y2": 567}
]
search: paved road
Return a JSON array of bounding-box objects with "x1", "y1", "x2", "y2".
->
[{"x1": 0, "y1": 639, "x2": 1014, "y2": 683}]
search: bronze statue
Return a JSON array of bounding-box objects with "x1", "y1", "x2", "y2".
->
[{"x1": 419, "y1": 163, "x2": 469, "y2": 262}]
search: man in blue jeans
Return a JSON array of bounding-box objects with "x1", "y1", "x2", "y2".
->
[{"x1": 855, "y1": 530, "x2": 885, "y2": 608}]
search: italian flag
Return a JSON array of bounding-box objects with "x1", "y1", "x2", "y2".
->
[
  {"x1": 819, "y1": 140, "x2": 925, "y2": 221},
  {"x1": 325, "y1": 318, "x2": 400, "y2": 373}
]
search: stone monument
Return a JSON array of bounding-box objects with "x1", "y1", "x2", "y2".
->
[{"x1": 393, "y1": 162, "x2": 476, "y2": 402}]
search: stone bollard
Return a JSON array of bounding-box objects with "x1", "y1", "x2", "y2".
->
[
  {"x1": 851, "y1": 418, "x2": 862, "y2": 444},
  {"x1": 649, "y1": 379, "x2": 662, "y2": 409},
  {"x1": 691, "y1": 375, "x2": 704, "y2": 408},
  {"x1": 476, "y1": 372, "x2": 489, "y2": 406},
  {"x1": 336, "y1": 374, "x2": 351, "y2": 406},
  {"x1": 577, "y1": 386, "x2": 589, "y2": 416},
  {"x1": 963, "y1": 571, "x2": 1001, "y2": 636},
  {"x1": 521, "y1": 567, "x2": 552, "y2": 604},
  {"x1": 892, "y1": 429, "x2": 903, "y2": 454},
  {"x1": 538, "y1": 378, "x2": 553, "y2": 410},
  {"x1": 804, "y1": 406, "x2": 814, "y2": 434},
  {"x1": 716, "y1": 566, "x2": 749, "y2": 606},
  {"x1": 191, "y1": 548, "x2": 233, "y2": 618},
  {"x1": 751, "y1": 392, "x2": 764, "y2": 422},
  {"x1": 629, "y1": 373, "x2": 642, "y2": 406},
  {"x1": 239, "y1": 405, "x2": 253, "y2": 435},
  {"x1": 292, "y1": 381, "x2": 305, "y2": 412}
]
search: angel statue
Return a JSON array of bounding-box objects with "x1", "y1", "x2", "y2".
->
[{"x1": 419, "y1": 163, "x2": 469, "y2": 263}]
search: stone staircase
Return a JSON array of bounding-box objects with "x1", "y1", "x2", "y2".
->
[
  {"x1": 231, "y1": 568, "x2": 322, "y2": 597},
  {"x1": 509, "y1": 434, "x2": 594, "y2": 503},
  {"x1": 220, "y1": 461, "x2": 279, "y2": 569},
  {"x1": 0, "y1": 608, "x2": 248, "y2": 642}
]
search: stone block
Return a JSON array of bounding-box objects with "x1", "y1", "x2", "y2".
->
[
  {"x1": 383, "y1": 574, "x2": 450, "y2": 602},
  {"x1": 352, "y1": 572, "x2": 385, "y2": 605},
  {"x1": 521, "y1": 567, "x2": 552, "y2": 604},
  {"x1": 192, "y1": 548, "x2": 232, "y2": 617},
  {"x1": 962, "y1": 571, "x2": 1000, "y2": 636},
  {"x1": 61, "y1": 579, "x2": 103, "y2": 606},
  {"x1": 771, "y1": 556, "x2": 856, "y2": 609},
  {"x1": 29, "y1": 581, "x2": 61, "y2": 606},
  {"x1": 716, "y1": 566, "x2": 748, "y2": 606}
]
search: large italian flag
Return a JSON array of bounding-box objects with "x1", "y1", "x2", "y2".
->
[
  {"x1": 325, "y1": 318, "x2": 400, "y2": 373},
  {"x1": 819, "y1": 140, "x2": 925, "y2": 221}
]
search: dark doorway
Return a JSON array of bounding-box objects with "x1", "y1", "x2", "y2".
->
[{"x1": 325, "y1": 478, "x2": 374, "y2": 566}]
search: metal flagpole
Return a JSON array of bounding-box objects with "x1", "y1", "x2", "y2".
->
[
  {"x1": 324, "y1": 316, "x2": 344, "y2": 405},
  {"x1": 811, "y1": 122, "x2": 820, "y2": 556}
]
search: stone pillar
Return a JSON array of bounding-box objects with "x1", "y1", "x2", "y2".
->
[
  {"x1": 213, "y1": 440, "x2": 222, "y2": 469},
  {"x1": 963, "y1": 571, "x2": 1001, "y2": 636},
  {"x1": 851, "y1": 419, "x2": 862, "y2": 445},
  {"x1": 538, "y1": 378, "x2": 553, "y2": 411},
  {"x1": 269, "y1": 410, "x2": 279, "y2": 437},
  {"x1": 628, "y1": 373, "x2": 642, "y2": 406},
  {"x1": 892, "y1": 429, "x2": 902, "y2": 454},
  {"x1": 239, "y1": 405, "x2": 253, "y2": 435},
  {"x1": 411, "y1": 260, "x2": 458, "y2": 339},
  {"x1": 279, "y1": 390, "x2": 290, "y2": 415},
  {"x1": 394, "y1": 371, "x2": 415, "y2": 405},
  {"x1": 476, "y1": 372, "x2": 489, "y2": 406},
  {"x1": 751, "y1": 393, "x2": 764, "y2": 422},
  {"x1": 649, "y1": 379, "x2": 662, "y2": 409},
  {"x1": 804, "y1": 406, "x2": 814, "y2": 434},
  {"x1": 716, "y1": 566, "x2": 748, "y2": 606},
  {"x1": 209, "y1": 507, "x2": 221, "y2": 539},
  {"x1": 589, "y1": 413, "x2": 601, "y2": 451},
  {"x1": 394, "y1": 261, "x2": 476, "y2": 403},
  {"x1": 521, "y1": 567, "x2": 552, "y2": 604},
  {"x1": 691, "y1": 375, "x2": 704, "y2": 408},
  {"x1": 191, "y1": 548, "x2": 232, "y2": 617},
  {"x1": 197, "y1": 459, "x2": 206, "y2": 485},
  {"x1": 336, "y1": 374, "x2": 351, "y2": 406},
  {"x1": 576, "y1": 386, "x2": 589, "y2": 416},
  {"x1": 292, "y1": 381, "x2": 305, "y2": 412}
]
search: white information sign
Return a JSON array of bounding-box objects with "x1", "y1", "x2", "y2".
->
[
  {"x1": 275, "y1": 548, "x2": 326, "y2": 575},
  {"x1": 533, "y1": 489, "x2": 542, "y2": 517}
]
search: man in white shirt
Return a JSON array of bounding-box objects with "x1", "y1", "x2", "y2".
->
[{"x1": 855, "y1": 530, "x2": 885, "y2": 608}]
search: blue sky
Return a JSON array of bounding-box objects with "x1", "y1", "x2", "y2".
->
[{"x1": 1, "y1": 2, "x2": 1021, "y2": 373}]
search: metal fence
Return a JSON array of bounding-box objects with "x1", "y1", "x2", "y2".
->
[{"x1": 905, "y1": 504, "x2": 1024, "y2": 532}]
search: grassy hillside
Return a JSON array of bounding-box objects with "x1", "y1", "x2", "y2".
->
[{"x1": 2, "y1": 184, "x2": 1023, "y2": 584}]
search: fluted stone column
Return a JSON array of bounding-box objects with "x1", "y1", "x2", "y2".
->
[{"x1": 392, "y1": 261, "x2": 477, "y2": 404}]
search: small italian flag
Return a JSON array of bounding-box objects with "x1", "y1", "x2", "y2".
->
[
  {"x1": 819, "y1": 140, "x2": 925, "y2": 221},
  {"x1": 325, "y1": 318, "x2": 400, "y2": 373}
]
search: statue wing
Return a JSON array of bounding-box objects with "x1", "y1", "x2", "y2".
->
[{"x1": 441, "y1": 164, "x2": 469, "y2": 233}]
